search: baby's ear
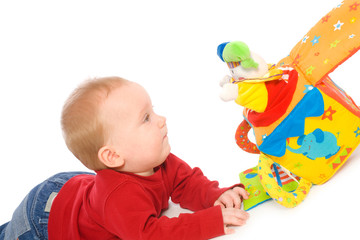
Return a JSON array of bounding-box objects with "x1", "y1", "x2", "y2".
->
[{"x1": 98, "y1": 146, "x2": 124, "y2": 168}]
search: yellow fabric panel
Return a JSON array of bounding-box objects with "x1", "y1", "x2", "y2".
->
[
  {"x1": 271, "y1": 89, "x2": 360, "y2": 185},
  {"x1": 235, "y1": 82, "x2": 268, "y2": 113}
]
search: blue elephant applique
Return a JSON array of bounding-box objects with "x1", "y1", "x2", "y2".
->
[{"x1": 286, "y1": 128, "x2": 340, "y2": 160}]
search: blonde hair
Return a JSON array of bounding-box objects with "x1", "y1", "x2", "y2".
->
[{"x1": 61, "y1": 76, "x2": 129, "y2": 170}]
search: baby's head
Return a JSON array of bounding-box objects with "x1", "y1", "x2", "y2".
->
[
  {"x1": 61, "y1": 77, "x2": 170, "y2": 175},
  {"x1": 61, "y1": 77, "x2": 127, "y2": 170}
]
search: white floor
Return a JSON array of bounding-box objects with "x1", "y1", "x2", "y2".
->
[{"x1": 163, "y1": 147, "x2": 360, "y2": 240}]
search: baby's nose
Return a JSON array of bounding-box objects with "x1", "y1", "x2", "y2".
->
[{"x1": 158, "y1": 115, "x2": 166, "y2": 128}]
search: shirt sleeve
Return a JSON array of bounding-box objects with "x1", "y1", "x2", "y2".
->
[
  {"x1": 103, "y1": 181, "x2": 225, "y2": 240},
  {"x1": 166, "y1": 154, "x2": 244, "y2": 211}
]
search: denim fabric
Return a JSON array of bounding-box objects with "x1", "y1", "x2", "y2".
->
[{"x1": 0, "y1": 172, "x2": 93, "y2": 240}]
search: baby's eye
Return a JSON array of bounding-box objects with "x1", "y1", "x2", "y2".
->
[{"x1": 144, "y1": 113, "x2": 150, "y2": 122}]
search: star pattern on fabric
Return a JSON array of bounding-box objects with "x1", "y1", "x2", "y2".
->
[
  {"x1": 350, "y1": 17, "x2": 357, "y2": 23},
  {"x1": 354, "y1": 127, "x2": 360, "y2": 137},
  {"x1": 302, "y1": 35, "x2": 309, "y2": 43},
  {"x1": 349, "y1": 2, "x2": 360, "y2": 11},
  {"x1": 319, "y1": 174, "x2": 327, "y2": 180},
  {"x1": 330, "y1": 39, "x2": 341, "y2": 48},
  {"x1": 333, "y1": 20, "x2": 344, "y2": 31},
  {"x1": 349, "y1": 47, "x2": 360, "y2": 55},
  {"x1": 306, "y1": 66, "x2": 315, "y2": 75},
  {"x1": 336, "y1": 2, "x2": 343, "y2": 8},
  {"x1": 349, "y1": 34, "x2": 356, "y2": 39},
  {"x1": 321, "y1": 14, "x2": 331, "y2": 23},
  {"x1": 311, "y1": 35, "x2": 321, "y2": 45},
  {"x1": 293, "y1": 162, "x2": 303, "y2": 169},
  {"x1": 291, "y1": 54, "x2": 301, "y2": 66},
  {"x1": 262, "y1": 134, "x2": 268, "y2": 141},
  {"x1": 303, "y1": 84, "x2": 314, "y2": 93},
  {"x1": 322, "y1": 106, "x2": 336, "y2": 120},
  {"x1": 323, "y1": 58, "x2": 330, "y2": 64}
]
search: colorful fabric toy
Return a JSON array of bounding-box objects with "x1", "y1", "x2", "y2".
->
[{"x1": 218, "y1": 0, "x2": 360, "y2": 210}]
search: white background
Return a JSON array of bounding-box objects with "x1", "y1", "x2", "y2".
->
[{"x1": 1, "y1": 0, "x2": 359, "y2": 239}]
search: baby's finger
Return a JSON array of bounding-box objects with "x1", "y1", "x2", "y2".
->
[
  {"x1": 224, "y1": 226, "x2": 235, "y2": 235},
  {"x1": 231, "y1": 208, "x2": 250, "y2": 221},
  {"x1": 222, "y1": 208, "x2": 250, "y2": 226},
  {"x1": 227, "y1": 190, "x2": 242, "y2": 209},
  {"x1": 221, "y1": 194, "x2": 235, "y2": 208},
  {"x1": 223, "y1": 213, "x2": 247, "y2": 226},
  {"x1": 214, "y1": 200, "x2": 225, "y2": 208},
  {"x1": 234, "y1": 187, "x2": 250, "y2": 200}
]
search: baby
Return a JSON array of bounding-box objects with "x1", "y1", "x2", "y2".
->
[{"x1": 0, "y1": 77, "x2": 249, "y2": 240}]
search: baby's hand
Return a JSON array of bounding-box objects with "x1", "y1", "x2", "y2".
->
[
  {"x1": 214, "y1": 187, "x2": 249, "y2": 209},
  {"x1": 221, "y1": 207, "x2": 249, "y2": 234}
]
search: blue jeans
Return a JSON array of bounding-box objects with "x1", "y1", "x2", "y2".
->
[{"x1": 0, "y1": 172, "x2": 93, "y2": 240}]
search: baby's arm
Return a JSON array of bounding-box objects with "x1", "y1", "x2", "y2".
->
[
  {"x1": 169, "y1": 155, "x2": 247, "y2": 211},
  {"x1": 104, "y1": 185, "x2": 227, "y2": 240},
  {"x1": 168, "y1": 155, "x2": 250, "y2": 235}
]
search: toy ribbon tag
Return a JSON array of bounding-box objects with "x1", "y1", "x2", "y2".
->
[{"x1": 231, "y1": 64, "x2": 283, "y2": 83}]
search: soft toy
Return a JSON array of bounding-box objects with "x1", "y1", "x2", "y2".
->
[{"x1": 218, "y1": 0, "x2": 360, "y2": 210}]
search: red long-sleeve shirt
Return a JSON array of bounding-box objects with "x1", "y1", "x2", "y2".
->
[{"x1": 48, "y1": 153, "x2": 239, "y2": 240}]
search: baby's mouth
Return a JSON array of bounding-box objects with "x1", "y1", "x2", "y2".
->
[{"x1": 163, "y1": 129, "x2": 168, "y2": 140}]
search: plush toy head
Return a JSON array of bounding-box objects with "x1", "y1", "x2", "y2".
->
[
  {"x1": 217, "y1": 40, "x2": 284, "y2": 109},
  {"x1": 217, "y1": 41, "x2": 268, "y2": 80}
]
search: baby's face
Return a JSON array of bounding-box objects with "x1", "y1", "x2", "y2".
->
[{"x1": 101, "y1": 82, "x2": 170, "y2": 176}]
